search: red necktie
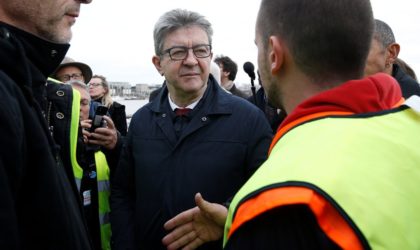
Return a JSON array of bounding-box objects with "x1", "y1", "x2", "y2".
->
[{"x1": 175, "y1": 108, "x2": 192, "y2": 116}]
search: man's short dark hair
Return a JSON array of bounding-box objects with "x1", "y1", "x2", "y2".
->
[
  {"x1": 373, "y1": 19, "x2": 396, "y2": 48},
  {"x1": 214, "y1": 55, "x2": 238, "y2": 81},
  {"x1": 257, "y1": 0, "x2": 374, "y2": 83}
]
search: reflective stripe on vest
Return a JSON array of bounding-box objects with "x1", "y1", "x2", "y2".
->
[
  {"x1": 69, "y1": 91, "x2": 111, "y2": 250},
  {"x1": 94, "y1": 151, "x2": 111, "y2": 250},
  {"x1": 72, "y1": 150, "x2": 111, "y2": 250},
  {"x1": 69, "y1": 88, "x2": 83, "y2": 190},
  {"x1": 224, "y1": 107, "x2": 420, "y2": 249}
]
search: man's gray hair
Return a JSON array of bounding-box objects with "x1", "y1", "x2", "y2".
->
[
  {"x1": 67, "y1": 79, "x2": 90, "y2": 100},
  {"x1": 374, "y1": 19, "x2": 396, "y2": 48},
  {"x1": 153, "y1": 9, "x2": 213, "y2": 56}
]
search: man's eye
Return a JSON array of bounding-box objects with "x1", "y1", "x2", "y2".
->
[{"x1": 172, "y1": 49, "x2": 186, "y2": 56}]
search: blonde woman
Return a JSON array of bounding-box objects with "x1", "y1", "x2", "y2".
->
[{"x1": 89, "y1": 75, "x2": 127, "y2": 136}]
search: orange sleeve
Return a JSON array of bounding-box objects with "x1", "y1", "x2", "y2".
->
[{"x1": 228, "y1": 186, "x2": 364, "y2": 250}]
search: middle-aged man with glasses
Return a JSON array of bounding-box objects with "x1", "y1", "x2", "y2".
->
[{"x1": 110, "y1": 8, "x2": 272, "y2": 250}]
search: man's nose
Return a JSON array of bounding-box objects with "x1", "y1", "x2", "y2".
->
[{"x1": 183, "y1": 49, "x2": 199, "y2": 65}]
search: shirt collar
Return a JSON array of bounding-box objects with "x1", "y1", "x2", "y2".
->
[{"x1": 168, "y1": 93, "x2": 201, "y2": 111}]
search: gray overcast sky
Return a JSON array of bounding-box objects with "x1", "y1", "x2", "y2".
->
[{"x1": 67, "y1": 0, "x2": 420, "y2": 85}]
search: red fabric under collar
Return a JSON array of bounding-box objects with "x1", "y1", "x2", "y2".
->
[
  {"x1": 268, "y1": 73, "x2": 404, "y2": 154},
  {"x1": 278, "y1": 73, "x2": 403, "y2": 132}
]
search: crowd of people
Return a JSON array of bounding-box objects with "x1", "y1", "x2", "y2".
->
[{"x1": 1, "y1": 0, "x2": 420, "y2": 250}]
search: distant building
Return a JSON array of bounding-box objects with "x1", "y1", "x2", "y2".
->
[
  {"x1": 109, "y1": 81, "x2": 132, "y2": 97},
  {"x1": 148, "y1": 84, "x2": 163, "y2": 94},
  {"x1": 134, "y1": 84, "x2": 150, "y2": 99},
  {"x1": 107, "y1": 81, "x2": 168, "y2": 100}
]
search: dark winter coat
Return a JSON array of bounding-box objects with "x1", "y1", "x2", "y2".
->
[
  {"x1": 247, "y1": 87, "x2": 286, "y2": 133},
  {"x1": 229, "y1": 83, "x2": 249, "y2": 99},
  {"x1": 110, "y1": 76, "x2": 273, "y2": 250},
  {"x1": 392, "y1": 63, "x2": 420, "y2": 98},
  {"x1": 46, "y1": 80, "x2": 80, "y2": 186},
  {"x1": 0, "y1": 23, "x2": 92, "y2": 249},
  {"x1": 108, "y1": 101, "x2": 127, "y2": 136}
]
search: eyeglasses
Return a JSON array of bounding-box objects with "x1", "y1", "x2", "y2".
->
[
  {"x1": 57, "y1": 73, "x2": 83, "y2": 82},
  {"x1": 88, "y1": 82, "x2": 103, "y2": 88},
  {"x1": 161, "y1": 44, "x2": 212, "y2": 61}
]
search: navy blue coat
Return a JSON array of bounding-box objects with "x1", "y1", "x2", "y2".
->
[{"x1": 111, "y1": 77, "x2": 273, "y2": 250}]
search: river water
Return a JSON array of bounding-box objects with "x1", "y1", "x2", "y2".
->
[{"x1": 118, "y1": 99, "x2": 149, "y2": 117}]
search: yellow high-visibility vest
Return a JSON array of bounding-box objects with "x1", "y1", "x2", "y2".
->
[{"x1": 225, "y1": 106, "x2": 420, "y2": 249}]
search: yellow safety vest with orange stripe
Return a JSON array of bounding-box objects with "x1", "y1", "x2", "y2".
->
[
  {"x1": 224, "y1": 104, "x2": 420, "y2": 249},
  {"x1": 69, "y1": 87, "x2": 111, "y2": 250}
]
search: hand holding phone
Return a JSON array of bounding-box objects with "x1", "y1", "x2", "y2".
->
[{"x1": 89, "y1": 105, "x2": 109, "y2": 132}]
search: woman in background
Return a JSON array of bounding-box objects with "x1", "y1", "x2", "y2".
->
[{"x1": 89, "y1": 75, "x2": 128, "y2": 136}]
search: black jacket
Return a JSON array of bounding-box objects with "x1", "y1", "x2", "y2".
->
[
  {"x1": 0, "y1": 23, "x2": 92, "y2": 249},
  {"x1": 247, "y1": 87, "x2": 286, "y2": 132},
  {"x1": 46, "y1": 81, "x2": 82, "y2": 187},
  {"x1": 229, "y1": 84, "x2": 249, "y2": 99},
  {"x1": 108, "y1": 101, "x2": 128, "y2": 136},
  {"x1": 392, "y1": 63, "x2": 420, "y2": 98}
]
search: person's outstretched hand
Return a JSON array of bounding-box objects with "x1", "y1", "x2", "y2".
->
[{"x1": 162, "y1": 193, "x2": 228, "y2": 250}]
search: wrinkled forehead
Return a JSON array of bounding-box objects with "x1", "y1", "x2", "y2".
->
[{"x1": 163, "y1": 26, "x2": 209, "y2": 48}]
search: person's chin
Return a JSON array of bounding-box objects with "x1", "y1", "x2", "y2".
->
[
  {"x1": 54, "y1": 20, "x2": 74, "y2": 42},
  {"x1": 56, "y1": 32, "x2": 72, "y2": 44},
  {"x1": 46, "y1": 23, "x2": 72, "y2": 43},
  {"x1": 183, "y1": 84, "x2": 206, "y2": 94},
  {"x1": 40, "y1": 27, "x2": 71, "y2": 44}
]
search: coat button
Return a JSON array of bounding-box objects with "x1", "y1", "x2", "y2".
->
[
  {"x1": 162, "y1": 113, "x2": 167, "y2": 118},
  {"x1": 51, "y1": 50, "x2": 58, "y2": 58},
  {"x1": 56, "y1": 112, "x2": 65, "y2": 119},
  {"x1": 0, "y1": 28, "x2": 10, "y2": 39},
  {"x1": 56, "y1": 90, "x2": 65, "y2": 96},
  {"x1": 201, "y1": 117, "x2": 207, "y2": 122}
]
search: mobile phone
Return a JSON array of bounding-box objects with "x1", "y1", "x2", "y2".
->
[{"x1": 89, "y1": 105, "x2": 109, "y2": 132}]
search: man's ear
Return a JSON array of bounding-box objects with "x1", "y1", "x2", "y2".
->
[
  {"x1": 152, "y1": 55, "x2": 164, "y2": 76},
  {"x1": 269, "y1": 36, "x2": 285, "y2": 75},
  {"x1": 386, "y1": 42, "x2": 400, "y2": 65}
]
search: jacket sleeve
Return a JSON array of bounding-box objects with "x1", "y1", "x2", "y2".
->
[
  {"x1": 0, "y1": 159, "x2": 19, "y2": 249},
  {"x1": 0, "y1": 79, "x2": 22, "y2": 248},
  {"x1": 110, "y1": 103, "x2": 128, "y2": 136},
  {"x1": 225, "y1": 205, "x2": 341, "y2": 250},
  {"x1": 244, "y1": 109, "x2": 273, "y2": 178},
  {"x1": 103, "y1": 131, "x2": 124, "y2": 176},
  {"x1": 110, "y1": 131, "x2": 136, "y2": 249}
]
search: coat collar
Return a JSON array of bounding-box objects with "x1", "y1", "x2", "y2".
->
[{"x1": 0, "y1": 22, "x2": 69, "y2": 86}]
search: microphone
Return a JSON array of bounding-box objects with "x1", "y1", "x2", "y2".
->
[
  {"x1": 243, "y1": 62, "x2": 256, "y2": 81},
  {"x1": 243, "y1": 61, "x2": 257, "y2": 104}
]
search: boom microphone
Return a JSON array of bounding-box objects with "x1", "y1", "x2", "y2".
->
[{"x1": 243, "y1": 61, "x2": 256, "y2": 81}]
